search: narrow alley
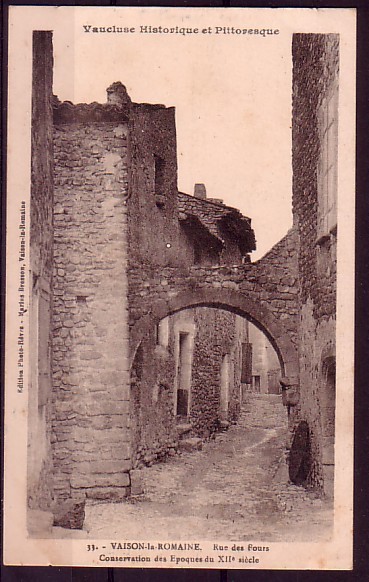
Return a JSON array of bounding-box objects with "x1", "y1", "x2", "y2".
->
[{"x1": 76, "y1": 394, "x2": 333, "y2": 542}]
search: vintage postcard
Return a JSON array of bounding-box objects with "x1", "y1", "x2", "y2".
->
[{"x1": 4, "y1": 6, "x2": 355, "y2": 569}]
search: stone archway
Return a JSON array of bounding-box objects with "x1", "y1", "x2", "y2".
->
[{"x1": 130, "y1": 286, "x2": 299, "y2": 381}]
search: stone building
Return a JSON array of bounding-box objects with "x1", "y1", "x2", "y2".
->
[
  {"x1": 291, "y1": 33, "x2": 338, "y2": 497},
  {"x1": 248, "y1": 324, "x2": 280, "y2": 394},
  {"x1": 28, "y1": 31, "x2": 264, "y2": 524},
  {"x1": 27, "y1": 29, "x2": 338, "y2": 529},
  {"x1": 51, "y1": 79, "x2": 256, "y2": 505}
]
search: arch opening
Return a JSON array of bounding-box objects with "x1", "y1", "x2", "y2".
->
[
  {"x1": 159, "y1": 302, "x2": 287, "y2": 375},
  {"x1": 152, "y1": 306, "x2": 285, "y2": 424},
  {"x1": 129, "y1": 296, "x2": 295, "y2": 472},
  {"x1": 130, "y1": 287, "x2": 299, "y2": 382},
  {"x1": 320, "y1": 355, "x2": 336, "y2": 498}
]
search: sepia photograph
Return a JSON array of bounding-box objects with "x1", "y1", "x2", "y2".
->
[{"x1": 4, "y1": 6, "x2": 355, "y2": 569}]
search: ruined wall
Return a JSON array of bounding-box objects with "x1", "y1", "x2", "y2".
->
[
  {"x1": 30, "y1": 32, "x2": 54, "y2": 280},
  {"x1": 292, "y1": 34, "x2": 338, "y2": 495},
  {"x1": 52, "y1": 117, "x2": 131, "y2": 501},
  {"x1": 176, "y1": 192, "x2": 249, "y2": 268},
  {"x1": 28, "y1": 31, "x2": 54, "y2": 511},
  {"x1": 220, "y1": 237, "x2": 243, "y2": 266}
]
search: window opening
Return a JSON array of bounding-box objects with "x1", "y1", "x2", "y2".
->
[
  {"x1": 220, "y1": 354, "x2": 230, "y2": 420},
  {"x1": 317, "y1": 82, "x2": 338, "y2": 239},
  {"x1": 241, "y1": 342, "x2": 252, "y2": 384},
  {"x1": 253, "y1": 375, "x2": 261, "y2": 393},
  {"x1": 156, "y1": 317, "x2": 169, "y2": 348},
  {"x1": 154, "y1": 155, "x2": 166, "y2": 208}
]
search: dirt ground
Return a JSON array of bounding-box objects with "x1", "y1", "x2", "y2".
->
[{"x1": 63, "y1": 394, "x2": 333, "y2": 542}]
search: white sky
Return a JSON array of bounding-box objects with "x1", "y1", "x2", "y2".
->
[{"x1": 50, "y1": 8, "x2": 295, "y2": 260}]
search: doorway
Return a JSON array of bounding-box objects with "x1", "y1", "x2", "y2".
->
[
  {"x1": 220, "y1": 354, "x2": 230, "y2": 420},
  {"x1": 176, "y1": 331, "x2": 192, "y2": 416}
]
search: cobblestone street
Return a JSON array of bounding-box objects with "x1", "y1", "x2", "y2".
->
[{"x1": 65, "y1": 394, "x2": 333, "y2": 542}]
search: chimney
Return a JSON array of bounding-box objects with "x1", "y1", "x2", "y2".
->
[
  {"x1": 194, "y1": 183, "x2": 207, "y2": 199},
  {"x1": 106, "y1": 82, "x2": 132, "y2": 109}
]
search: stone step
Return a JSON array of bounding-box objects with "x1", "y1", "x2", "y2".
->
[
  {"x1": 176, "y1": 423, "x2": 192, "y2": 438},
  {"x1": 53, "y1": 498, "x2": 86, "y2": 530},
  {"x1": 178, "y1": 437, "x2": 203, "y2": 452}
]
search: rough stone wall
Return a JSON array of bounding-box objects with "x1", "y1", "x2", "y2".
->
[
  {"x1": 252, "y1": 228, "x2": 299, "y2": 348},
  {"x1": 128, "y1": 230, "x2": 299, "y2": 353},
  {"x1": 190, "y1": 309, "x2": 247, "y2": 436},
  {"x1": 292, "y1": 34, "x2": 338, "y2": 318},
  {"x1": 292, "y1": 34, "x2": 338, "y2": 494},
  {"x1": 130, "y1": 326, "x2": 178, "y2": 467},
  {"x1": 128, "y1": 104, "x2": 189, "y2": 268},
  {"x1": 28, "y1": 31, "x2": 54, "y2": 511},
  {"x1": 52, "y1": 121, "x2": 131, "y2": 502}
]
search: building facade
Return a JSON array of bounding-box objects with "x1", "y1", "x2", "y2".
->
[
  {"x1": 249, "y1": 324, "x2": 280, "y2": 394},
  {"x1": 51, "y1": 82, "x2": 256, "y2": 505},
  {"x1": 291, "y1": 33, "x2": 338, "y2": 497}
]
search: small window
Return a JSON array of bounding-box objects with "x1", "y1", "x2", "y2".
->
[
  {"x1": 154, "y1": 155, "x2": 166, "y2": 208},
  {"x1": 156, "y1": 317, "x2": 169, "y2": 348}
]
